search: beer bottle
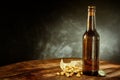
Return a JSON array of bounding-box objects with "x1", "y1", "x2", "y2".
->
[{"x1": 82, "y1": 6, "x2": 100, "y2": 76}]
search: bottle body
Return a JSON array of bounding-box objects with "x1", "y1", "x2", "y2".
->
[
  {"x1": 82, "y1": 6, "x2": 100, "y2": 76},
  {"x1": 82, "y1": 30, "x2": 99, "y2": 76}
]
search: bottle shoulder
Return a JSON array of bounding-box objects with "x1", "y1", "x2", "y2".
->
[{"x1": 83, "y1": 30, "x2": 100, "y2": 38}]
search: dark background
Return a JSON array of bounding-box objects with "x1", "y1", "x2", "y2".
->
[{"x1": 0, "y1": 0, "x2": 120, "y2": 66}]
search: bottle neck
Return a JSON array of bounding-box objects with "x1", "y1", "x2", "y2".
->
[{"x1": 87, "y1": 7, "x2": 96, "y2": 31}]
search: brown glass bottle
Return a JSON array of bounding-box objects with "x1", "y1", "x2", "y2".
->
[{"x1": 82, "y1": 6, "x2": 100, "y2": 76}]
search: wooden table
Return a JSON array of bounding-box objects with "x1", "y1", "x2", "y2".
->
[{"x1": 0, "y1": 58, "x2": 120, "y2": 80}]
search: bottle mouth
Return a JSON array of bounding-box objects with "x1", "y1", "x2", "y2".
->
[
  {"x1": 88, "y1": 6, "x2": 96, "y2": 9},
  {"x1": 88, "y1": 6, "x2": 96, "y2": 12}
]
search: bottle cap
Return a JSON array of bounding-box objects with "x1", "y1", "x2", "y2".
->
[{"x1": 98, "y1": 70, "x2": 106, "y2": 77}]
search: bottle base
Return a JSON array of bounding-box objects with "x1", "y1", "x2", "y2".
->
[{"x1": 83, "y1": 71, "x2": 98, "y2": 76}]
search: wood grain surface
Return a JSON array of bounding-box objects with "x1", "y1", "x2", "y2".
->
[{"x1": 0, "y1": 58, "x2": 120, "y2": 80}]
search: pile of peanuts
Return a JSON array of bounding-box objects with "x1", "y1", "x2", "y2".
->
[{"x1": 56, "y1": 65, "x2": 82, "y2": 77}]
